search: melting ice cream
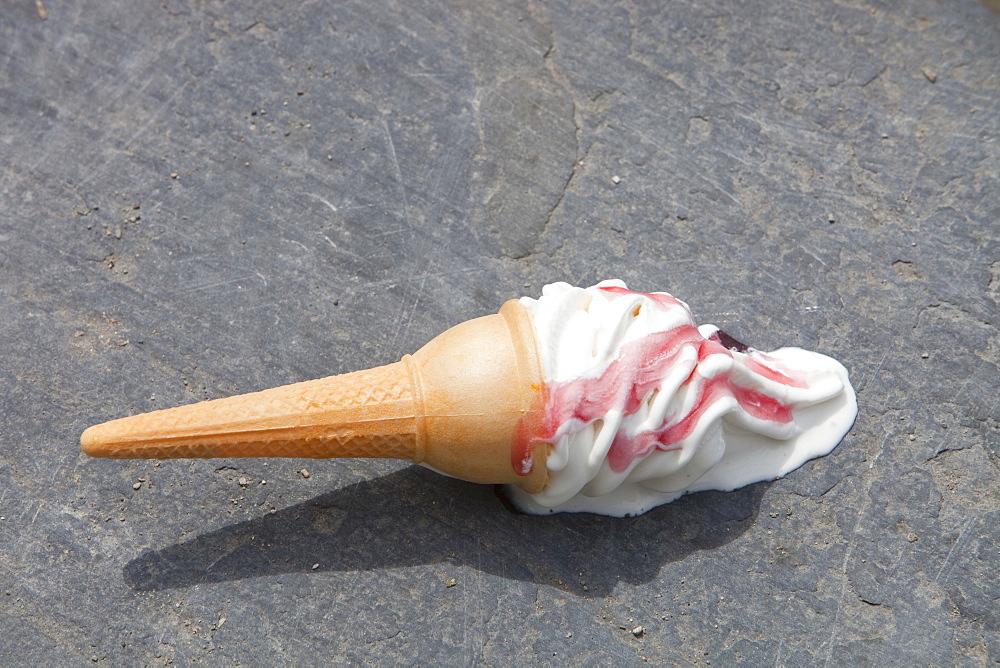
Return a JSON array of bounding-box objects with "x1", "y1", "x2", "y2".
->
[{"x1": 507, "y1": 280, "x2": 857, "y2": 516}]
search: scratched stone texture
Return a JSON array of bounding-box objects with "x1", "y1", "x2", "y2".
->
[{"x1": 1, "y1": 0, "x2": 997, "y2": 663}]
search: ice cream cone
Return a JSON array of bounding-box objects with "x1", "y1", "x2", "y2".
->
[{"x1": 81, "y1": 300, "x2": 551, "y2": 493}]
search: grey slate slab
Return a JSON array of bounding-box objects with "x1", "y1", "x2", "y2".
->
[{"x1": 0, "y1": 0, "x2": 997, "y2": 663}]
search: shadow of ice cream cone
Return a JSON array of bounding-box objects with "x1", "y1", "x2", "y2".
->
[{"x1": 123, "y1": 465, "x2": 765, "y2": 597}]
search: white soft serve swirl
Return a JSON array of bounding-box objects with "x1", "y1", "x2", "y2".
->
[{"x1": 507, "y1": 280, "x2": 857, "y2": 517}]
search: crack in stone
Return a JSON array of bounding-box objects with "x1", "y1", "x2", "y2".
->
[
  {"x1": 509, "y1": 0, "x2": 584, "y2": 261},
  {"x1": 925, "y1": 446, "x2": 968, "y2": 463},
  {"x1": 465, "y1": 4, "x2": 578, "y2": 261},
  {"x1": 914, "y1": 301, "x2": 998, "y2": 332}
]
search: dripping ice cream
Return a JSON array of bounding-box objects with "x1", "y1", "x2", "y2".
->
[{"x1": 507, "y1": 280, "x2": 857, "y2": 516}]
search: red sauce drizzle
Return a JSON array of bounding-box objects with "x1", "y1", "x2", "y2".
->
[
  {"x1": 511, "y1": 287, "x2": 808, "y2": 476},
  {"x1": 598, "y1": 285, "x2": 687, "y2": 311},
  {"x1": 511, "y1": 384, "x2": 550, "y2": 476}
]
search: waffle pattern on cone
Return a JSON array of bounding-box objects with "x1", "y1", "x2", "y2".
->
[
  {"x1": 92, "y1": 431, "x2": 419, "y2": 461},
  {"x1": 84, "y1": 363, "x2": 419, "y2": 460}
]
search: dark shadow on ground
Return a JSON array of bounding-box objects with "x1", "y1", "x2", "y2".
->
[{"x1": 124, "y1": 466, "x2": 766, "y2": 597}]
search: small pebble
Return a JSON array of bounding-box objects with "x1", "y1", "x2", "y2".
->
[
  {"x1": 908, "y1": 434, "x2": 916, "y2": 441},
  {"x1": 312, "y1": 563, "x2": 319, "y2": 570},
  {"x1": 238, "y1": 477, "x2": 249, "y2": 487},
  {"x1": 445, "y1": 578, "x2": 457, "y2": 588},
  {"x1": 611, "y1": 175, "x2": 621, "y2": 184},
  {"x1": 907, "y1": 533, "x2": 918, "y2": 543},
  {"x1": 921, "y1": 352, "x2": 929, "y2": 359},
  {"x1": 631, "y1": 626, "x2": 645, "y2": 638},
  {"x1": 300, "y1": 469, "x2": 310, "y2": 479},
  {"x1": 132, "y1": 482, "x2": 141, "y2": 490}
]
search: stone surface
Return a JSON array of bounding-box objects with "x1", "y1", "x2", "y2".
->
[{"x1": 1, "y1": 0, "x2": 997, "y2": 663}]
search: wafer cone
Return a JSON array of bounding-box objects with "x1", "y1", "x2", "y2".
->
[{"x1": 81, "y1": 300, "x2": 551, "y2": 493}]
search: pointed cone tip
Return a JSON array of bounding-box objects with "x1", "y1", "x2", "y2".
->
[{"x1": 80, "y1": 423, "x2": 104, "y2": 457}]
